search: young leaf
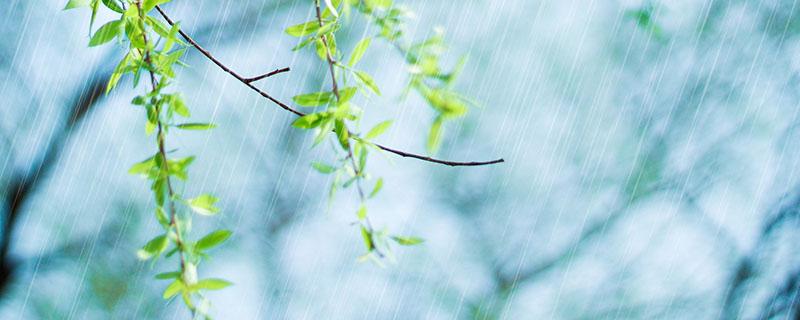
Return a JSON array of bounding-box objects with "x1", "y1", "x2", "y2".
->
[
  {"x1": 349, "y1": 37, "x2": 371, "y2": 67},
  {"x1": 143, "y1": 0, "x2": 171, "y2": 12},
  {"x1": 101, "y1": 0, "x2": 123, "y2": 13},
  {"x1": 168, "y1": 94, "x2": 190, "y2": 118},
  {"x1": 64, "y1": 0, "x2": 90, "y2": 10},
  {"x1": 107, "y1": 53, "x2": 131, "y2": 94},
  {"x1": 293, "y1": 92, "x2": 335, "y2": 107},
  {"x1": 195, "y1": 229, "x2": 232, "y2": 251},
  {"x1": 155, "y1": 271, "x2": 181, "y2": 280},
  {"x1": 285, "y1": 21, "x2": 319, "y2": 37},
  {"x1": 155, "y1": 206, "x2": 169, "y2": 227},
  {"x1": 292, "y1": 112, "x2": 327, "y2": 129},
  {"x1": 357, "y1": 205, "x2": 367, "y2": 220},
  {"x1": 312, "y1": 162, "x2": 337, "y2": 174},
  {"x1": 338, "y1": 87, "x2": 358, "y2": 104},
  {"x1": 176, "y1": 123, "x2": 216, "y2": 130},
  {"x1": 391, "y1": 235, "x2": 424, "y2": 246},
  {"x1": 355, "y1": 70, "x2": 381, "y2": 95},
  {"x1": 163, "y1": 279, "x2": 184, "y2": 299},
  {"x1": 365, "y1": 120, "x2": 392, "y2": 139},
  {"x1": 427, "y1": 116, "x2": 444, "y2": 155},
  {"x1": 128, "y1": 156, "x2": 155, "y2": 176},
  {"x1": 89, "y1": 20, "x2": 122, "y2": 47},
  {"x1": 360, "y1": 226, "x2": 373, "y2": 251},
  {"x1": 89, "y1": 0, "x2": 100, "y2": 32},
  {"x1": 137, "y1": 234, "x2": 169, "y2": 260},
  {"x1": 324, "y1": 0, "x2": 339, "y2": 17},
  {"x1": 193, "y1": 278, "x2": 232, "y2": 290},
  {"x1": 369, "y1": 178, "x2": 383, "y2": 198},
  {"x1": 187, "y1": 194, "x2": 220, "y2": 216}
]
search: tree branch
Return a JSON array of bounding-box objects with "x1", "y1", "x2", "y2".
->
[
  {"x1": 721, "y1": 187, "x2": 800, "y2": 319},
  {"x1": 155, "y1": 6, "x2": 504, "y2": 167},
  {"x1": 0, "y1": 69, "x2": 107, "y2": 297},
  {"x1": 242, "y1": 67, "x2": 290, "y2": 83}
]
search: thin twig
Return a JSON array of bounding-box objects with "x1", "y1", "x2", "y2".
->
[
  {"x1": 155, "y1": 6, "x2": 504, "y2": 167},
  {"x1": 243, "y1": 67, "x2": 290, "y2": 83},
  {"x1": 135, "y1": 4, "x2": 194, "y2": 318}
]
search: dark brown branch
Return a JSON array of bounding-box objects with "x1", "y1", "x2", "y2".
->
[
  {"x1": 155, "y1": 6, "x2": 504, "y2": 167},
  {"x1": 243, "y1": 67, "x2": 290, "y2": 83}
]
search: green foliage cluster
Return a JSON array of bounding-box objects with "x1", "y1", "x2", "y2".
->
[
  {"x1": 286, "y1": 0, "x2": 469, "y2": 262},
  {"x1": 67, "y1": 0, "x2": 230, "y2": 318},
  {"x1": 67, "y1": 0, "x2": 480, "y2": 317}
]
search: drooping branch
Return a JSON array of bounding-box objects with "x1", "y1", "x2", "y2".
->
[{"x1": 155, "y1": 6, "x2": 504, "y2": 167}]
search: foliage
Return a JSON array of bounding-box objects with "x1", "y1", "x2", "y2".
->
[
  {"x1": 286, "y1": 0, "x2": 472, "y2": 262},
  {"x1": 67, "y1": 0, "x2": 482, "y2": 317},
  {"x1": 67, "y1": 0, "x2": 228, "y2": 318}
]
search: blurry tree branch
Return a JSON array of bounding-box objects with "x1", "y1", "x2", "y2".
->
[
  {"x1": 0, "y1": 4, "x2": 301, "y2": 298},
  {"x1": 0, "y1": 70, "x2": 107, "y2": 296},
  {"x1": 721, "y1": 186, "x2": 800, "y2": 319},
  {"x1": 155, "y1": 6, "x2": 504, "y2": 167},
  {"x1": 757, "y1": 267, "x2": 800, "y2": 320}
]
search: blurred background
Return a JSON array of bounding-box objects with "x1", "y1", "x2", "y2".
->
[{"x1": 1, "y1": 0, "x2": 800, "y2": 318}]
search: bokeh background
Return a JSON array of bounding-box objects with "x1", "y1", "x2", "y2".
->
[{"x1": 2, "y1": 0, "x2": 800, "y2": 319}]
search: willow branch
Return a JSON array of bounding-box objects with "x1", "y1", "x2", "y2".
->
[
  {"x1": 243, "y1": 67, "x2": 290, "y2": 83},
  {"x1": 155, "y1": 6, "x2": 504, "y2": 167},
  {"x1": 137, "y1": 0, "x2": 191, "y2": 295}
]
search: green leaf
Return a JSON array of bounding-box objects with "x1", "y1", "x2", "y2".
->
[
  {"x1": 195, "y1": 229, "x2": 232, "y2": 251},
  {"x1": 391, "y1": 235, "x2": 424, "y2": 246},
  {"x1": 360, "y1": 226, "x2": 373, "y2": 251},
  {"x1": 355, "y1": 70, "x2": 381, "y2": 95},
  {"x1": 146, "y1": 16, "x2": 171, "y2": 39},
  {"x1": 365, "y1": 120, "x2": 391, "y2": 139},
  {"x1": 167, "y1": 156, "x2": 195, "y2": 181},
  {"x1": 89, "y1": 20, "x2": 122, "y2": 47},
  {"x1": 89, "y1": 0, "x2": 100, "y2": 32},
  {"x1": 338, "y1": 87, "x2": 358, "y2": 104},
  {"x1": 64, "y1": 0, "x2": 89, "y2": 10},
  {"x1": 369, "y1": 178, "x2": 383, "y2": 198},
  {"x1": 293, "y1": 92, "x2": 335, "y2": 107},
  {"x1": 155, "y1": 207, "x2": 169, "y2": 227},
  {"x1": 357, "y1": 205, "x2": 367, "y2": 220},
  {"x1": 101, "y1": 0, "x2": 123, "y2": 13},
  {"x1": 106, "y1": 52, "x2": 131, "y2": 94},
  {"x1": 187, "y1": 194, "x2": 220, "y2": 216},
  {"x1": 137, "y1": 234, "x2": 169, "y2": 260},
  {"x1": 285, "y1": 21, "x2": 319, "y2": 37},
  {"x1": 193, "y1": 278, "x2": 232, "y2": 290},
  {"x1": 427, "y1": 116, "x2": 444, "y2": 155},
  {"x1": 128, "y1": 155, "x2": 156, "y2": 176},
  {"x1": 176, "y1": 123, "x2": 216, "y2": 130},
  {"x1": 163, "y1": 280, "x2": 184, "y2": 299},
  {"x1": 334, "y1": 120, "x2": 349, "y2": 149},
  {"x1": 312, "y1": 162, "x2": 336, "y2": 174},
  {"x1": 292, "y1": 112, "x2": 327, "y2": 129},
  {"x1": 349, "y1": 37, "x2": 371, "y2": 67},
  {"x1": 143, "y1": 0, "x2": 171, "y2": 12},
  {"x1": 168, "y1": 94, "x2": 190, "y2": 117},
  {"x1": 324, "y1": 0, "x2": 339, "y2": 17},
  {"x1": 292, "y1": 36, "x2": 316, "y2": 51},
  {"x1": 155, "y1": 271, "x2": 181, "y2": 280},
  {"x1": 131, "y1": 96, "x2": 147, "y2": 106},
  {"x1": 364, "y1": 0, "x2": 392, "y2": 10}
]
